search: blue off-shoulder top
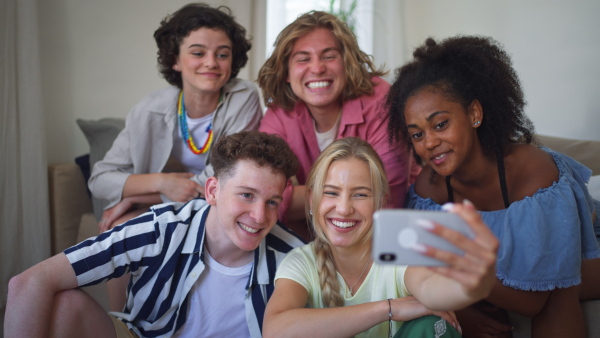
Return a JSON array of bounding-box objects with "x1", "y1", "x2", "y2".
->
[{"x1": 406, "y1": 147, "x2": 600, "y2": 291}]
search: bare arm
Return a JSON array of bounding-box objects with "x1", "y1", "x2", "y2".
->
[
  {"x1": 5, "y1": 253, "x2": 78, "y2": 337},
  {"x1": 405, "y1": 201, "x2": 498, "y2": 310},
  {"x1": 487, "y1": 280, "x2": 550, "y2": 317},
  {"x1": 122, "y1": 172, "x2": 203, "y2": 202},
  {"x1": 263, "y1": 279, "x2": 458, "y2": 338}
]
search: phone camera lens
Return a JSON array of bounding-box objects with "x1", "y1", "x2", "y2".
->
[{"x1": 380, "y1": 253, "x2": 396, "y2": 262}]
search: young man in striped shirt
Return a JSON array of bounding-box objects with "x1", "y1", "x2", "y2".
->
[{"x1": 6, "y1": 131, "x2": 305, "y2": 338}]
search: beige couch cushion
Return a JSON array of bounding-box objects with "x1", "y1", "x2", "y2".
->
[
  {"x1": 537, "y1": 134, "x2": 600, "y2": 175},
  {"x1": 48, "y1": 163, "x2": 93, "y2": 255}
]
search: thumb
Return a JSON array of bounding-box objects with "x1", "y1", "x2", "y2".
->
[{"x1": 462, "y1": 199, "x2": 476, "y2": 211}]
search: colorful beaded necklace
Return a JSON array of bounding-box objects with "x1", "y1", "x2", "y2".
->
[{"x1": 177, "y1": 91, "x2": 221, "y2": 155}]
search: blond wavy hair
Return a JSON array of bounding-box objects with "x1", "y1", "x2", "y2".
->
[
  {"x1": 305, "y1": 137, "x2": 389, "y2": 307},
  {"x1": 257, "y1": 11, "x2": 387, "y2": 111}
]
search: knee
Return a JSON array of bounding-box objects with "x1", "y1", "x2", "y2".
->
[
  {"x1": 53, "y1": 289, "x2": 89, "y2": 315},
  {"x1": 515, "y1": 294, "x2": 550, "y2": 318},
  {"x1": 527, "y1": 287, "x2": 580, "y2": 318}
]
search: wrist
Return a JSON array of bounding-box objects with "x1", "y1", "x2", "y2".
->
[
  {"x1": 153, "y1": 173, "x2": 166, "y2": 194},
  {"x1": 386, "y1": 299, "x2": 393, "y2": 338},
  {"x1": 383, "y1": 299, "x2": 392, "y2": 322}
]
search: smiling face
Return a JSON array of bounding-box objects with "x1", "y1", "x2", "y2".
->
[
  {"x1": 316, "y1": 157, "x2": 375, "y2": 250},
  {"x1": 403, "y1": 87, "x2": 482, "y2": 177},
  {"x1": 287, "y1": 28, "x2": 347, "y2": 116},
  {"x1": 173, "y1": 27, "x2": 232, "y2": 97},
  {"x1": 205, "y1": 159, "x2": 286, "y2": 260}
]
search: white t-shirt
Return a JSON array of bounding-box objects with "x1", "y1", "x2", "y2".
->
[
  {"x1": 172, "y1": 247, "x2": 252, "y2": 338},
  {"x1": 172, "y1": 113, "x2": 213, "y2": 174},
  {"x1": 314, "y1": 114, "x2": 342, "y2": 152},
  {"x1": 275, "y1": 243, "x2": 410, "y2": 338}
]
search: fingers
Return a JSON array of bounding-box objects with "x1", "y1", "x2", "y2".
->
[
  {"x1": 415, "y1": 203, "x2": 498, "y2": 298},
  {"x1": 98, "y1": 219, "x2": 110, "y2": 233},
  {"x1": 98, "y1": 210, "x2": 113, "y2": 233},
  {"x1": 173, "y1": 172, "x2": 195, "y2": 179},
  {"x1": 445, "y1": 201, "x2": 499, "y2": 250},
  {"x1": 164, "y1": 177, "x2": 204, "y2": 202},
  {"x1": 433, "y1": 311, "x2": 461, "y2": 334},
  {"x1": 426, "y1": 202, "x2": 498, "y2": 268}
]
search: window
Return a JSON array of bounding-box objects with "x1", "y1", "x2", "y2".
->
[{"x1": 265, "y1": 0, "x2": 373, "y2": 58}]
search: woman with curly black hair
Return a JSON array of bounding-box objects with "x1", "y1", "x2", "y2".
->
[
  {"x1": 386, "y1": 36, "x2": 600, "y2": 337},
  {"x1": 88, "y1": 3, "x2": 262, "y2": 311}
]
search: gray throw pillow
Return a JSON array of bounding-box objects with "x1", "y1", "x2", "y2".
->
[{"x1": 76, "y1": 117, "x2": 125, "y2": 220}]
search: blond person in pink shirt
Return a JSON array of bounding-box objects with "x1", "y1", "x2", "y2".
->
[{"x1": 258, "y1": 11, "x2": 418, "y2": 239}]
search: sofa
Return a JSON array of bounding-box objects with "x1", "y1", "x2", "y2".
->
[{"x1": 47, "y1": 130, "x2": 600, "y2": 334}]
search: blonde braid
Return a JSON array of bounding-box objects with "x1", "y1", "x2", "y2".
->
[{"x1": 314, "y1": 238, "x2": 344, "y2": 308}]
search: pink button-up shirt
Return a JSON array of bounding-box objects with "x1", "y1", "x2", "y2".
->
[{"x1": 260, "y1": 77, "x2": 419, "y2": 221}]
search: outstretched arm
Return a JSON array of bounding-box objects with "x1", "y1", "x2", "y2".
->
[
  {"x1": 405, "y1": 201, "x2": 499, "y2": 311},
  {"x1": 5, "y1": 254, "x2": 78, "y2": 336},
  {"x1": 263, "y1": 279, "x2": 457, "y2": 338}
]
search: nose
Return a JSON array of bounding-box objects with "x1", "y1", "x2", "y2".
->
[
  {"x1": 424, "y1": 133, "x2": 441, "y2": 150},
  {"x1": 204, "y1": 54, "x2": 218, "y2": 68},
  {"x1": 309, "y1": 59, "x2": 326, "y2": 74},
  {"x1": 250, "y1": 204, "x2": 267, "y2": 225},
  {"x1": 335, "y1": 196, "x2": 353, "y2": 216}
]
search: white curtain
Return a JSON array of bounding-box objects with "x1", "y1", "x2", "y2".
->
[{"x1": 1, "y1": 0, "x2": 51, "y2": 332}]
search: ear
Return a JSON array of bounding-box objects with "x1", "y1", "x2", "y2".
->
[
  {"x1": 172, "y1": 57, "x2": 181, "y2": 72},
  {"x1": 469, "y1": 99, "x2": 484, "y2": 128},
  {"x1": 205, "y1": 176, "x2": 219, "y2": 206}
]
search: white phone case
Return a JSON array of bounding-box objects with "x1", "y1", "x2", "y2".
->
[{"x1": 372, "y1": 209, "x2": 475, "y2": 266}]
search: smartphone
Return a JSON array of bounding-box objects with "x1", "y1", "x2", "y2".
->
[{"x1": 372, "y1": 209, "x2": 475, "y2": 266}]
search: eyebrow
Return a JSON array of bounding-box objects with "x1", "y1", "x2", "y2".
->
[
  {"x1": 237, "y1": 186, "x2": 283, "y2": 201},
  {"x1": 290, "y1": 47, "x2": 340, "y2": 59},
  {"x1": 187, "y1": 44, "x2": 232, "y2": 50},
  {"x1": 324, "y1": 184, "x2": 372, "y2": 192},
  {"x1": 406, "y1": 111, "x2": 448, "y2": 129}
]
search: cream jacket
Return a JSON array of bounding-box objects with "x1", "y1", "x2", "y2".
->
[{"x1": 89, "y1": 78, "x2": 262, "y2": 209}]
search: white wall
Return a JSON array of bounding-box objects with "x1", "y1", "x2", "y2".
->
[
  {"x1": 397, "y1": 0, "x2": 600, "y2": 142},
  {"x1": 40, "y1": 0, "x2": 599, "y2": 164},
  {"x1": 39, "y1": 0, "x2": 261, "y2": 164}
]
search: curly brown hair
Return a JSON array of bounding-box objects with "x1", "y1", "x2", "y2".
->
[
  {"x1": 385, "y1": 35, "x2": 535, "y2": 164},
  {"x1": 210, "y1": 131, "x2": 299, "y2": 180},
  {"x1": 257, "y1": 11, "x2": 386, "y2": 111},
  {"x1": 153, "y1": 3, "x2": 251, "y2": 89}
]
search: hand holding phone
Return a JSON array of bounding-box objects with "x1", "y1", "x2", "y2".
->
[{"x1": 372, "y1": 209, "x2": 475, "y2": 266}]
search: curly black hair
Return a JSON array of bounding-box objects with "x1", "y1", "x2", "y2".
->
[
  {"x1": 385, "y1": 35, "x2": 535, "y2": 163},
  {"x1": 153, "y1": 3, "x2": 252, "y2": 88}
]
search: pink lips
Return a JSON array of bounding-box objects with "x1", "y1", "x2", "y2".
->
[
  {"x1": 200, "y1": 72, "x2": 221, "y2": 78},
  {"x1": 431, "y1": 151, "x2": 449, "y2": 166}
]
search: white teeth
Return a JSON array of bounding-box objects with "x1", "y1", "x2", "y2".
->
[
  {"x1": 434, "y1": 153, "x2": 446, "y2": 160},
  {"x1": 307, "y1": 81, "x2": 330, "y2": 89},
  {"x1": 331, "y1": 220, "x2": 357, "y2": 229},
  {"x1": 239, "y1": 223, "x2": 259, "y2": 233}
]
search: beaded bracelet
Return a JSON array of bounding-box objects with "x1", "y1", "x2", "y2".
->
[{"x1": 387, "y1": 298, "x2": 393, "y2": 338}]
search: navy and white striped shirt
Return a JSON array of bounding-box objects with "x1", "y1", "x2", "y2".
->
[{"x1": 64, "y1": 199, "x2": 305, "y2": 337}]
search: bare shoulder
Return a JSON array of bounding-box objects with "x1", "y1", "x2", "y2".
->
[
  {"x1": 505, "y1": 144, "x2": 559, "y2": 200},
  {"x1": 413, "y1": 165, "x2": 448, "y2": 204}
]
